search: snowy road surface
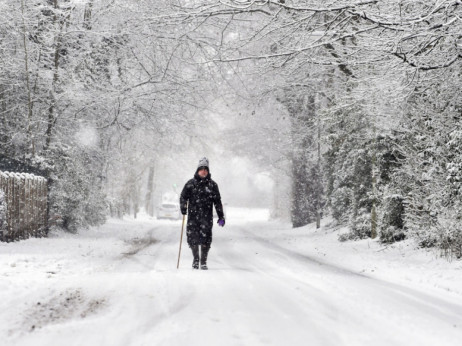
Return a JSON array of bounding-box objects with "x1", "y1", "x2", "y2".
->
[{"x1": 1, "y1": 208, "x2": 462, "y2": 346}]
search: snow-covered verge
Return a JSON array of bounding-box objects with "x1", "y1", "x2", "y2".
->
[
  {"x1": 258, "y1": 216, "x2": 462, "y2": 299},
  {"x1": 0, "y1": 208, "x2": 461, "y2": 346},
  {"x1": 0, "y1": 215, "x2": 159, "y2": 346}
]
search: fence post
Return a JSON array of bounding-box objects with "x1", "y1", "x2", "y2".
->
[
  {"x1": 0, "y1": 172, "x2": 7, "y2": 241},
  {"x1": 7, "y1": 173, "x2": 13, "y2": 240},
  {"x1": 25, "y1": 174, "x2": 31, "y2": 238},
  {"x1": 31, "y1": 176, "x2": 37, "y2": 237},
  {"x1": 13, "y1": 173, "x2": 19, "y2": 239}
]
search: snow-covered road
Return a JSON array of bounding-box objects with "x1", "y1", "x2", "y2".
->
[{"x1": 1, "y1": 209, "x2": 462, "y2": 346}]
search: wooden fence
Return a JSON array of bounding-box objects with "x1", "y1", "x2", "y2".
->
[{"x1": 0, "y1": 171, "x2": 48, "y2": 242}]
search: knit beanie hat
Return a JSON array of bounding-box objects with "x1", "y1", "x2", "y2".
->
[{"x1": 197, "y1": 157, "x2": 209, "y2": 169}]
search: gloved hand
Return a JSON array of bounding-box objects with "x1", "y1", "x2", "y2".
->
[{"x1": 217, "y1": 219, "x2": 225, "y2": 227}]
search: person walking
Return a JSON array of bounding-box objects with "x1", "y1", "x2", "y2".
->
[{"x1": 180, "y1": 157, "x2": 225, "y2": 270}]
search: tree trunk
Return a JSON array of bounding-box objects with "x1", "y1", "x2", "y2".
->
[
  {"x1": 20, "y1": 0, "x2": 35, "y2": 154},
  {"x1": 45, "y1": 0, "x2": 67, "y2": 151},
  {"x1": 287, "y1": 92, "x2": 319, "y2": 228},
  {"x1": 316, "y1": 99, "x2": 322, "y2": 229},
  {"x1": 145, "y1": 166, "x2": 155, "y2": 216},
  {"x1": 291, "y1": 158, "x2": 311, "y2": 227},
  {"x1": 371, "y1": 132, "x2": 378, "y2": 239},
  {"x1": 83, "y1": 0, "x2": 93, "y2": 30}
]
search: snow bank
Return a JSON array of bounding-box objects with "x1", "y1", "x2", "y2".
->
[{"x1": 262, "y1": 218, "x2": 462, "y2": 298}]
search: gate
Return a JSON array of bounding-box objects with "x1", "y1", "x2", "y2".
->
[{"x1": 0, "y1": 171, "x2": 48, "y2": 242}]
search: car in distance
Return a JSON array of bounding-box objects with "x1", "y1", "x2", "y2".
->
[{"x1": 157, "y1": 203, "x2": 181, "y2": 220}]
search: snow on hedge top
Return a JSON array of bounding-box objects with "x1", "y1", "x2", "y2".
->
[{"x1": 0, "y1": 171, "x2": 47, "y2": 182}]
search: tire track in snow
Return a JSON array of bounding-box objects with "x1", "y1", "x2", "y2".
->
[
  {"x1": 227, "y1": 224, "x2": 462, "y2": 346},
  {"x1": 236, "y1": 224, "x2": 462, "y2": 320}
]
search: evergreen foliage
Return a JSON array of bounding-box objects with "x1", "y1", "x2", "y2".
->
[
  {"x1": 47, "y1": 144, "x2": 106, "y2": 233},
  {"x1": 280, "y1": 89, "x2": 323, "y2": 228}
]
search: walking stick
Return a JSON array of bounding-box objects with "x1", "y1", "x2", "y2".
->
[{"x1": 177, "y1": 214, "x2": 186, "y2": 269}]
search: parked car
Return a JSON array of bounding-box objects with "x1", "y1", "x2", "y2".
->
[{"x1": 157, "y1": 203, "x2": 181, "y2": 220}]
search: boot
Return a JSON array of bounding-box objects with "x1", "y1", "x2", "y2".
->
[
  {"x1": 191, "y1": 245, "x2": 199, "y2": 269},
  {"x1": 200, "y1": 245, "x2": 210, "y2": 270}
]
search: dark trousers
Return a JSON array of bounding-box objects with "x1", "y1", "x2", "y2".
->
[{"x1": 191, "y1": 245, "x2": 210, "y2": 266}]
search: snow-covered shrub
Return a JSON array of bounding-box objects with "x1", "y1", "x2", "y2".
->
[
  {"x1": 48, "y1": 145, "x2": 107, "y2": 233},
  {"x1": 380, "y1": 226, "x2": 405, "y2": 244},
  {"x1": 327, "y1": 129, "x2": 407, "y2": 242},
  {"x1": 291, "y1": 163, "x2": 324, "y2": 227},
  {"x1": 375, "y1": 138, "x2": 407, "y2": 244},
  {"x1": 327, "y1": 145, "x2": 372, "y2": 220},
  {"x1": 437, "y1": 221, "x2": 462, "y2": 260},
  {"x1": 326, "y1": 135, "x2": 374, "y2": 237},
  {"x1": 395, "y1": 76, "x2": 462, "y2": 258},
  {"x1": 339, "y1": 209, "x2": 371, "y2": 241},
  {"x1": 330, "y1": 186, "x2": 352, "y2": 223},
  {"x1": 379, "y1": 195, "x2": 406, "y2": 243}
]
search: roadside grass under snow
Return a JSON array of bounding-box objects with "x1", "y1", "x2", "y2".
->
[
  {"x1": 229, "y1": 207, "x2": 462, "y2": 299},
  {"x1": 267, "y1": 218, "x2": 462, "y2": 299}
]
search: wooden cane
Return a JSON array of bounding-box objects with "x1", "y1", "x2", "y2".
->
[{"x1": 177, "y1": 214, "x2": 186, "y2": 269}]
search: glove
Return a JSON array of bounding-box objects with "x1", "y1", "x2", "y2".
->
[{"x1": 217, "y1": 219, "x2": 225, "y2": 227}]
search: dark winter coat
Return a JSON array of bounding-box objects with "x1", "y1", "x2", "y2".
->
[{"x1": 180, "y1": 170, "x2": 224, "y2": 247}]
